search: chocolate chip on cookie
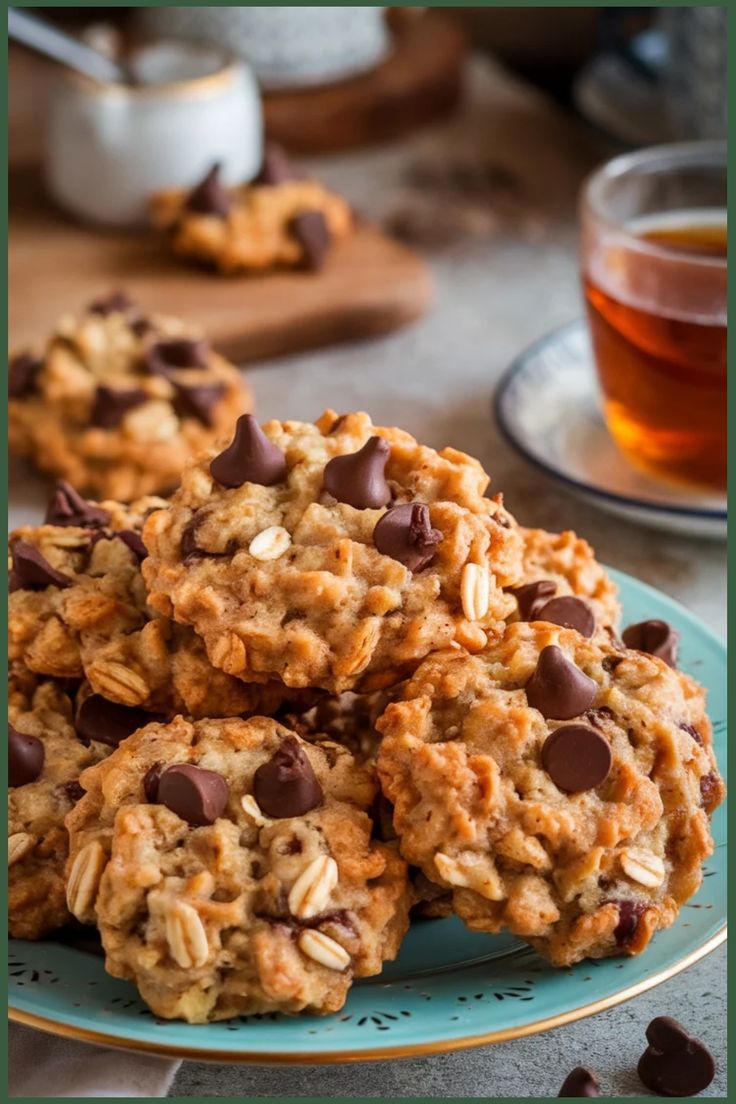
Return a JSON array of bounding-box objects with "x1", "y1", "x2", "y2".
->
[
  {"x1": 9, "y1": 541, "x2": 72, "y2": 592},
  {"x1": 323, "y1": 436, "x2": 392, "y2": 509},
  {"x1": 143, "y1": 761, "x2": 164, "y2": 803},
  {"x1": 45, "y1": 482, "x2": 111, "y2": 529},
  {"x1": 186, "y1": 162, "x2": 232, "y2": 219},
  {"x1": 90, "y1": 386, "x2": 148, "y2": 429},
  {"x1": 509, "y1": 579, "x2": 557, "y2": 620},
  {"x1": 76, "y1": 695, "x2": 151, "y2": 748},
  {"x1": 373, "y1": 503, "x2": 443, "y2": 572},
  {"x1": 541, "y1": 724, "x2": 612, "y2": 792},
  {"x1": 158, "y1": 763, "x2": 230, "y2": 826},
  {"x1": 637, "y1": 1016, "x2": 715, "y2": 1097},
  {"x1": 210, "y1": 414, "x2": 287, "y2": 488},
  {"x1": 558, "y1": 1067, "x2": 601, "y2": 1097},
  {"x1": 143, "y1": 338, "x2": 210, "y2": 377},
  {"x1": 536, "y1": 595, "x2": 596, "y2": 638},
  {"x1": 116, "y1": 529, "x2": 148, "y2": 561},
  {"x1": 8, "y1": 352, "x2": 43, "y2": 398},
  {"x1": 9, "y1": 725, "x2": 45, "y2": 787},
  {"x1": 526, "y1": 646, "x2": 597, "y2": 720},
  {"x1": 256, "y1": 142, "x2": 297, "y2": 186},
  {"x1": 253, "y1": 736, "x2": 323, "y2": 817},
  {"x1": 88, "y1": 290, "x2": 136, "y2": 316},
  {"x1": 622, "y1": 620, "x2": 679, "y2": 669},
  {"x1": 173, "y1": 382, "x2": 227, "y2": 426},
  {"x1": 290, "y1": 210, "x2": 331, "y2": 270}
]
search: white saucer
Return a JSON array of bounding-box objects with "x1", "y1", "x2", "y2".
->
[{"x1": 494, "y1": 319, "x2": 727, "y2": 540}]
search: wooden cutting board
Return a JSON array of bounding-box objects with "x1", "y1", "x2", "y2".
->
[{"x1": 8, "y1": 168, "x2": 433, "y2": 363}]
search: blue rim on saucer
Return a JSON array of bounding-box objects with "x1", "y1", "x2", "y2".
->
[
  {"x1": 8, "y1": 569, "x2": 727, "y2": 1063},
  {"x1": 494, "y1": 320, "x2": 727, "y2": 534}
]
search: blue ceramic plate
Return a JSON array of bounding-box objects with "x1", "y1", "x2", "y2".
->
[
  {"x1": 495, "y1": 320, "x2": 727, "y2": 540},
  {"x1": 9, "y1": 569, "x2": 727, "y2": 1062}
]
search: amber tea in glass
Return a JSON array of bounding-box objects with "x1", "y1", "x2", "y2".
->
[{"x1": 581, "y1": 144, "x2": 727, "y2": 491}]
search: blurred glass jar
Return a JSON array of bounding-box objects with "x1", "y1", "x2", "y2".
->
[
  {"x1": 134, "y1": 6, "x2": 391, "y2": 89},
  {"x1": 45, "y1": 42, "x2": 262, "y2": 228},
  {"x1": 656, "y1": 6, "x2": 727, "y2": 140}
]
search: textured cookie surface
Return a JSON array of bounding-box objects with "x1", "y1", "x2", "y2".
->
[
  {"x1": 150, "y1": 164, "x2": 352, "y2": 275},
  {"x1": 377, "y1": 622, "x2": 724, "y2": 966},
  {"x1": 65, "y1": 716, "x2": 411, "y2": 1022},
  {"x1": 9, "y1": 673, "x2": 109, "y2": 939},
  {"x1": 142, "y1": 410, "x2": 523, "y2": 692},
  {"x1": 8, "y1": 488, "x2": 295, "y2": 719},
  {"x1": 512, "y1": 527, "x2": 621, "y2": 638},
  {"x1": 8, "y1": 294, "x2": 251, "y2": 500}
]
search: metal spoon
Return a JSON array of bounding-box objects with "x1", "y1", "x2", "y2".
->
[{"x1": 8, "y1": 7, "x2": 131, "y2": 85}]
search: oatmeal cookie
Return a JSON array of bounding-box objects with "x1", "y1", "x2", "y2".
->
[
  {"x1": 8, "y1": 673, "x2": 109, "y2": 939},
  {"x1": 142, "y1": 410, "x2": 523, "y2": 693},
  {"x1": 376, "y1": 621, "x2": 724, "y2": 966},
  {"x1": 8, "y1": 292, "x2": 251, "y2": 500},
  {"x1": 510, "y1": 527, "x2": 621, "y2": 639},
  {"x1": 65, "y1": 715, "x2": 411, "y2": 1022},
  {"x1": 150, "y1": 154, "x2": 352, "y2": 275},
  {"x1": 8, "y1": 486, "x2": 296, "y2": 718}
]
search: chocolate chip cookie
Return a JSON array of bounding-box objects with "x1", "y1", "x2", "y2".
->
[
  {"x1": 142, "y1": 410, "x2": 523, "y2": 693},
  {"x1": 65, "y1": 715, "x2": 412, "y2": 1021},
  {"x1": 376, "y1": 621, "x2": 724, "y2": 966},
  {"x1": 9, "y1": 485, "x2": 297, "y2": 718},
  {"x1": 9, "y1": 673, "x2": 110, "y2": 939},
  {"x1": 149, "y1": 153, "x2": 352, "y2": 275},
  {"x1": 511, "y1": 527, "x2": 621, "y2": 639},
  {"x1": 8, "y1": 292, "x2": 251, "y2": 500}
]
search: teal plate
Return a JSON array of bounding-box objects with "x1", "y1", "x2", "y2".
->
[{"x1": 8, "y1": 569, "x2": 727, "y2": 1062}]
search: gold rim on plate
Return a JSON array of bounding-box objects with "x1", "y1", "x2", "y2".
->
[{"x1": 8, "y1": 925, "x2": 726, "y2": 1065}]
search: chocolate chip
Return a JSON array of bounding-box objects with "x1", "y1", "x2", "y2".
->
[
  {"x1": 509, "y1": 579, "x2": 557, "y2": 620},
  {"x1": 88, "y1": 291, "x2": 135, "y2": 316},
  {"x1": 116, "y1": 530, "x2": 147, "y2": 561},
  {"x1": 679, "y1": 722, "x2": 703, "y2": 745},
  {"x1": 323, "y1": 437, "x2": 392, "y2": 509},
  {"x1": 186, "y1": 163, "x2": 232, "y2": 218},
  {"x1": 290, "y1": 210, "x2": 331, "y2": 270},
  {"x1": 526, "y1": 646, "x2": 597, "y2": 720},
  {"x1": 8, "y1": 352, "x2": 42, "y2": 398},
  {"x1": 253, "y1": 736, "x2": 323, "y2": 818},
  {"x1": 44, "y1": 482, "x2": 110, "y2": 529},
  {"x1": 143, "y1": 762, "x2": 163, "y2": 803},
  {"x1": 638, "y1": 1016, "x2": 715, "y2": 1097},
  {"x1": 60, "y1": 779, "x2": 85, "y2": 804},
  {"x1": 173, "y1": 382, "x2": 226, "y2": 427},
  {"x1": 255, "y1": 142, "x2": 296, "y2": 185},
  {"x1": 142, "y1": 338, "x2": 210, "y2": 377},
  {"x1": 558, "y1": 1067, "x2": 601, "y2": 1097},
  {"x1": 622, "y1": 620, "x2": 679, "y2": 668},
  {"x1": 536, "y1": 595, "x2": 596, "y2": 638},
  {"x1": 541, "y1": 724, "x2": 612, "y2": 792},
  {"x1": 76, "y1": 695, "x2": 151, "y2": 748},
  {"x1": 602, "y1": 654, "x2": 624, "y2": 674},
  {"x1": 700, "y1": 771, "x2": 721, "y2": 814},
  {"x1": 373, "y1": 502, "x2": 443, "y2": 572},
  {"x1": 181, "y1": 515, "x2": 204, "y2": 561},
  {"x1": 90, "y1": 386, "x2": 148, "y2": 428},
  {"x1": 612, "y1": 899, "x2": 646, "y2": 946},
  {"x1": 209, "y1": 414, "x2": 287, "y2": 488},
  {"x1": 9, "y1": 725, "x2": 45, "y2": 787},
  {"x1": 157, "y1": 763, "x2": 230, "y2": 826},
  {"x1": 9, "y1": 542, "x2": 72, "y2": 591}
]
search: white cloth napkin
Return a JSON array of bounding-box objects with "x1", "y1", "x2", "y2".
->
[{"x1": 9, "y1": 1023, "x2": 180, "y2": 1098}]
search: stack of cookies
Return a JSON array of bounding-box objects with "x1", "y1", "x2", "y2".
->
[{"x1": 8, "y1": 328, "x2": 725, "y2": 1024}]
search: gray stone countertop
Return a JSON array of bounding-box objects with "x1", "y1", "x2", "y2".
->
[{"x1": 169, "y1": 58, "x2": 726, "y2": 1098}]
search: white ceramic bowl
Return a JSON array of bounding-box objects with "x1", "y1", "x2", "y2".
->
[{"x1": 45, "y1": 42, "x2": 262, "y2": 228}]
